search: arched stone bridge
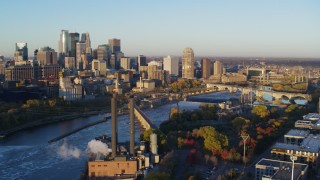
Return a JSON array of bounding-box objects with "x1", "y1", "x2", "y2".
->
[{"x1": 206, "y1": 83, "x2": 311, "y2": 101}]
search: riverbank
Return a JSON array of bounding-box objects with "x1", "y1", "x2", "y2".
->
[{"x1": 0, "y1": 110, "x2": 109, "y2": 139}]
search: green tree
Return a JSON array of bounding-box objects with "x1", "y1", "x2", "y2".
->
[
  {"x1": 198, "y1": 126, "x2": 228, "y2": 153},
  {"x1": 252, "y1": 105, "x2": 269, "y2": 119},
  {"x1": 232, "y1": 117, "x2": 249, "y2": 132}
]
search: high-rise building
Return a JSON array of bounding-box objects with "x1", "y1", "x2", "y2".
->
[
  {"x1": 76, "y1": 42, "x2": 86, "y2": 70},
  {"x1": 97, "y1": 44, "x2": 110, "y2": 61},
  {"x1": 58, "y1": 30, "x2": 70, "y2": 56},
  {"x1": 69, "y1": 32, "x2": 80, "y2": 57},
  {"x1": 120, "y1": 57, "x2": 131, "y2": 70},
  {"x1": 214, "y1": 60, "x2": 223, "y2": 76},
  {"x1": 182, "y1": 47, "x2": 194, "y2": 79},
  {"x1": 201, "y1": 58, "x2": 212, "y2": 79},
  {"x1": 137, "y1": 55, "x2": 147, "y2": 71},
  {"x1": 37, "y1": 47, "x2": 58, "y2": 66},
  {"x1": 64, "y1": 57, "x2": 75, "y2": 69},
  {"x1": 163, "y1": 55, "x2": 179, "y2": 76},
  {"x1": 92, "y1": 59, "x2": 107, "y2": 76},
  {"x1": 14, "y1": 42, "x2": 28, "y2": 62},
  {"x1": 108, "y1": 38, "x2": 121, "y2": 53},
  {"x1": 81, "y1": 32, "x2": 91, "y2": 52}
]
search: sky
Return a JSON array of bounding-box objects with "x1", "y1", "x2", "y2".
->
[{"x1": 0, "y1": 0, "x2": 320, "y2": 58}]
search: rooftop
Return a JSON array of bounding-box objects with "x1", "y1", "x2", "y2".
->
[
  {"x1": 285, "y1": 129, "x2": 309, "y2": 138},
  {"x1": 303, "y1": 113, "x2": 320, "y2": 121},
  {"x1": 257, "y1": 158, "x2": 308, "y2": 180},
  {"x1": 273, "y1": 134, "x2": 320, "y2": 153}
]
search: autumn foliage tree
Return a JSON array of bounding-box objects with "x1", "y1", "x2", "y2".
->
[
  {"x1": 252, "y1": 105, "x2": 269, "y2": 120},
  {"x1": 196, "y1": 126, "x2": 228, "y2": 153}
]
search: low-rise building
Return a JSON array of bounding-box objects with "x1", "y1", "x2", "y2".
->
[
  {"x1": 255, "y1": 158, "x2": 308, "y2": 180},
  {"x1": 271, "y1": 134, "x2": 320, "y2": 170},
  {"x1": 221, "y1": 73, "x2": 247, "y2": 83},
  {"x1": 88, "y1": 155, "x2": 138, "y2": 178},
  {"x1": 134, "y1": 79, "x2": 155, "y2": 93}
]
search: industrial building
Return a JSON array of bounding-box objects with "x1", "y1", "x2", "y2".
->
[{"x1": 88, "y1": 95, "x2": 159, "y2": 179}]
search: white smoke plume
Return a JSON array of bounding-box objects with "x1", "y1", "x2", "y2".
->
[
  {"x1": 87, "y1": 140, "x2": 111, "y2": 155},
  {"x1": 57, "y1": 141, "x2": 81, "y2": 159}
]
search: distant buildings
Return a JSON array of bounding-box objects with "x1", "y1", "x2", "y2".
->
[
  {"x1": 64, "y1": 57, "x2": 76, "y2": 69},
  {"x1": 69, "y1": 32, "x2": 80, "y2": 57},
  {"x1": 97, "y1": 44, "x2": 110, "y2": 61},
  {"x1": 221, "y1": 73, "x2": 247, "y2": 83},
  {"x1": 182, "y1": 47, "x2": 194, "y2": 79},
  {"x1": 137, "y1": 55, "x2": 147, "y2": 72},
  {"x1": 5, "y1": 65, "x2": 35, "y2": 81},
  {"x1": 213, "y1": 60, "x2": 223, "y2": 76},
  {"x1": 163, "y1": 55, "x2": 179, "y2": 76},
  {"x1": 58, "y1": 30, "x2": 70, "y2": 57},
  {"x1": 81, "y1": 32, "x2": 92, "y2": 54},
  {"x1": 120, "y1": 57, "x2": 131, "y2": 70},
  {"x1": 108, "y1": 38, "x2": 121, "y2": 53},
  {"x1": 92, "y1": 59, "x2": 107, "y2": 76},
  {"x1": 201, "y1": 58, "x2": 212, "y2": 79},
  {"x1": 76, "y1": 42, "x2": 86, "y2": 69},
  {"x1": 36, "y1": 47, "x2": 57, "y2": 66},
  {"x1": 14, "y1": 42, "x2": 28, "y2": 62}
]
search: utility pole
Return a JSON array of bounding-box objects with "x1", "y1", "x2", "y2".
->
[
  {"x1": 290, "y1": 155, "x2": 297, "y2": 180},
  {"x1": 241, "y1": 134, "x2": 249, "y2": 167}
]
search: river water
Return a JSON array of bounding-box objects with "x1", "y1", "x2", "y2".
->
[{"x1": 0, "y1": 99, "x2": 206, "y2": 179}]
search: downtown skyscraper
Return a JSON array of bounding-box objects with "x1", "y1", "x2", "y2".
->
[
  {"x1": 163, "y1": 55, "x2": 179, "y2": 76},
  {"x1": 182, "y1": 48, "x2": 194, "y2": 79},
  {"x1": 14, "y1": 42, "x2": 28, "y2": 62}
]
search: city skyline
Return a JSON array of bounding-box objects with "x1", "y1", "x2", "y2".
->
[{"x1": 0, "y1": 0, "x2": 320, "y2": 58}]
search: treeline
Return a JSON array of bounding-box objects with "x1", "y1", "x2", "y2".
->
[
  {"x1": 160, "y1": 104, "x2": 218, "y2": 134},
  {"x1": 0, "y1": 97, "x2": 111, "y2": 131}
]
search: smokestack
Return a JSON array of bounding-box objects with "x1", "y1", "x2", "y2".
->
[
  {"x1": 111, "y1": 93, "x2": 117, "y2": 158},
  {"x1": 129, "y1": 97, "x2": 135, "y2": 156}
]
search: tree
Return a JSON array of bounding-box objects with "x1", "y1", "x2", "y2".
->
[
  {"x1": 48, "y1": 99, "x2": 56, "y2": 107},
  {"x1": 170, "y1": 108, "x2": 179, "y2": 120},
  {"x1": 252, "y1": 105, "x2": 269, "y2": 119},
  {"x1": 197, "y1": 126, "x2": 228, "y2": 153},
  {"x1": 232, "y1": 117, "x2": 249, "y2": 132}
]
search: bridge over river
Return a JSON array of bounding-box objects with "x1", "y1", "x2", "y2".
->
[{"x1": 206, "y1": 83, "x2": 311, "y2": 101}]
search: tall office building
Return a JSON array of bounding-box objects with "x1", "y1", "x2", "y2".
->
[
  {"x1": 81, "y1": 32, "x2": 91, "y2": 54},
  {"x1": 201, "y1": 58, "x2": 212, "y2": 79},
  {"x1": 182, "y1": 48, "x2": 194, "y2": 79},
  {"x1": 14, "y1": 42, "x2": 28, "y2": 62},
  {"x1": 76, "y1": 42, "x2": 86, "y2": 70},
  {"x1": 64, "y1": 57, "x2": 75, "y2": 69},
  {"x1": 97, "y1": 44, "x2": 110, "y2": 61},
  {"x1": 69, "y1": 32, "x2": 80, "y2": 57},
  {"x1": 163, "y1": 55, "x2": 179, "y2": 76},
  {"x1": 214, "y1": 60, "x2": 223, "y2": 76},
  {"x1": 136, "y1": 55, "x2": 147, "y2": 71},
  {"x1": 108, "y1": 38, "x2": 121, "y2": 53},
  {"x1": 120, "y1": 57, "x2": 131, "y2": 70},
  {"x1": 58, "y1": 30, "x2": 70, "y2": 56},
  {"x1": 36, "y1": 47, "x2": 58, "y2": 66}
]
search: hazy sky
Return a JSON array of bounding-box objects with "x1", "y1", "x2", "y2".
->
[{"x1": 0, "y1": 0, "x2": 319, "y2": 58}]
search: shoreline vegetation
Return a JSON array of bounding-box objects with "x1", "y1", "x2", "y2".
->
[{"x1": 0, "y1": 96, "x2": 112, "y2": 138}]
